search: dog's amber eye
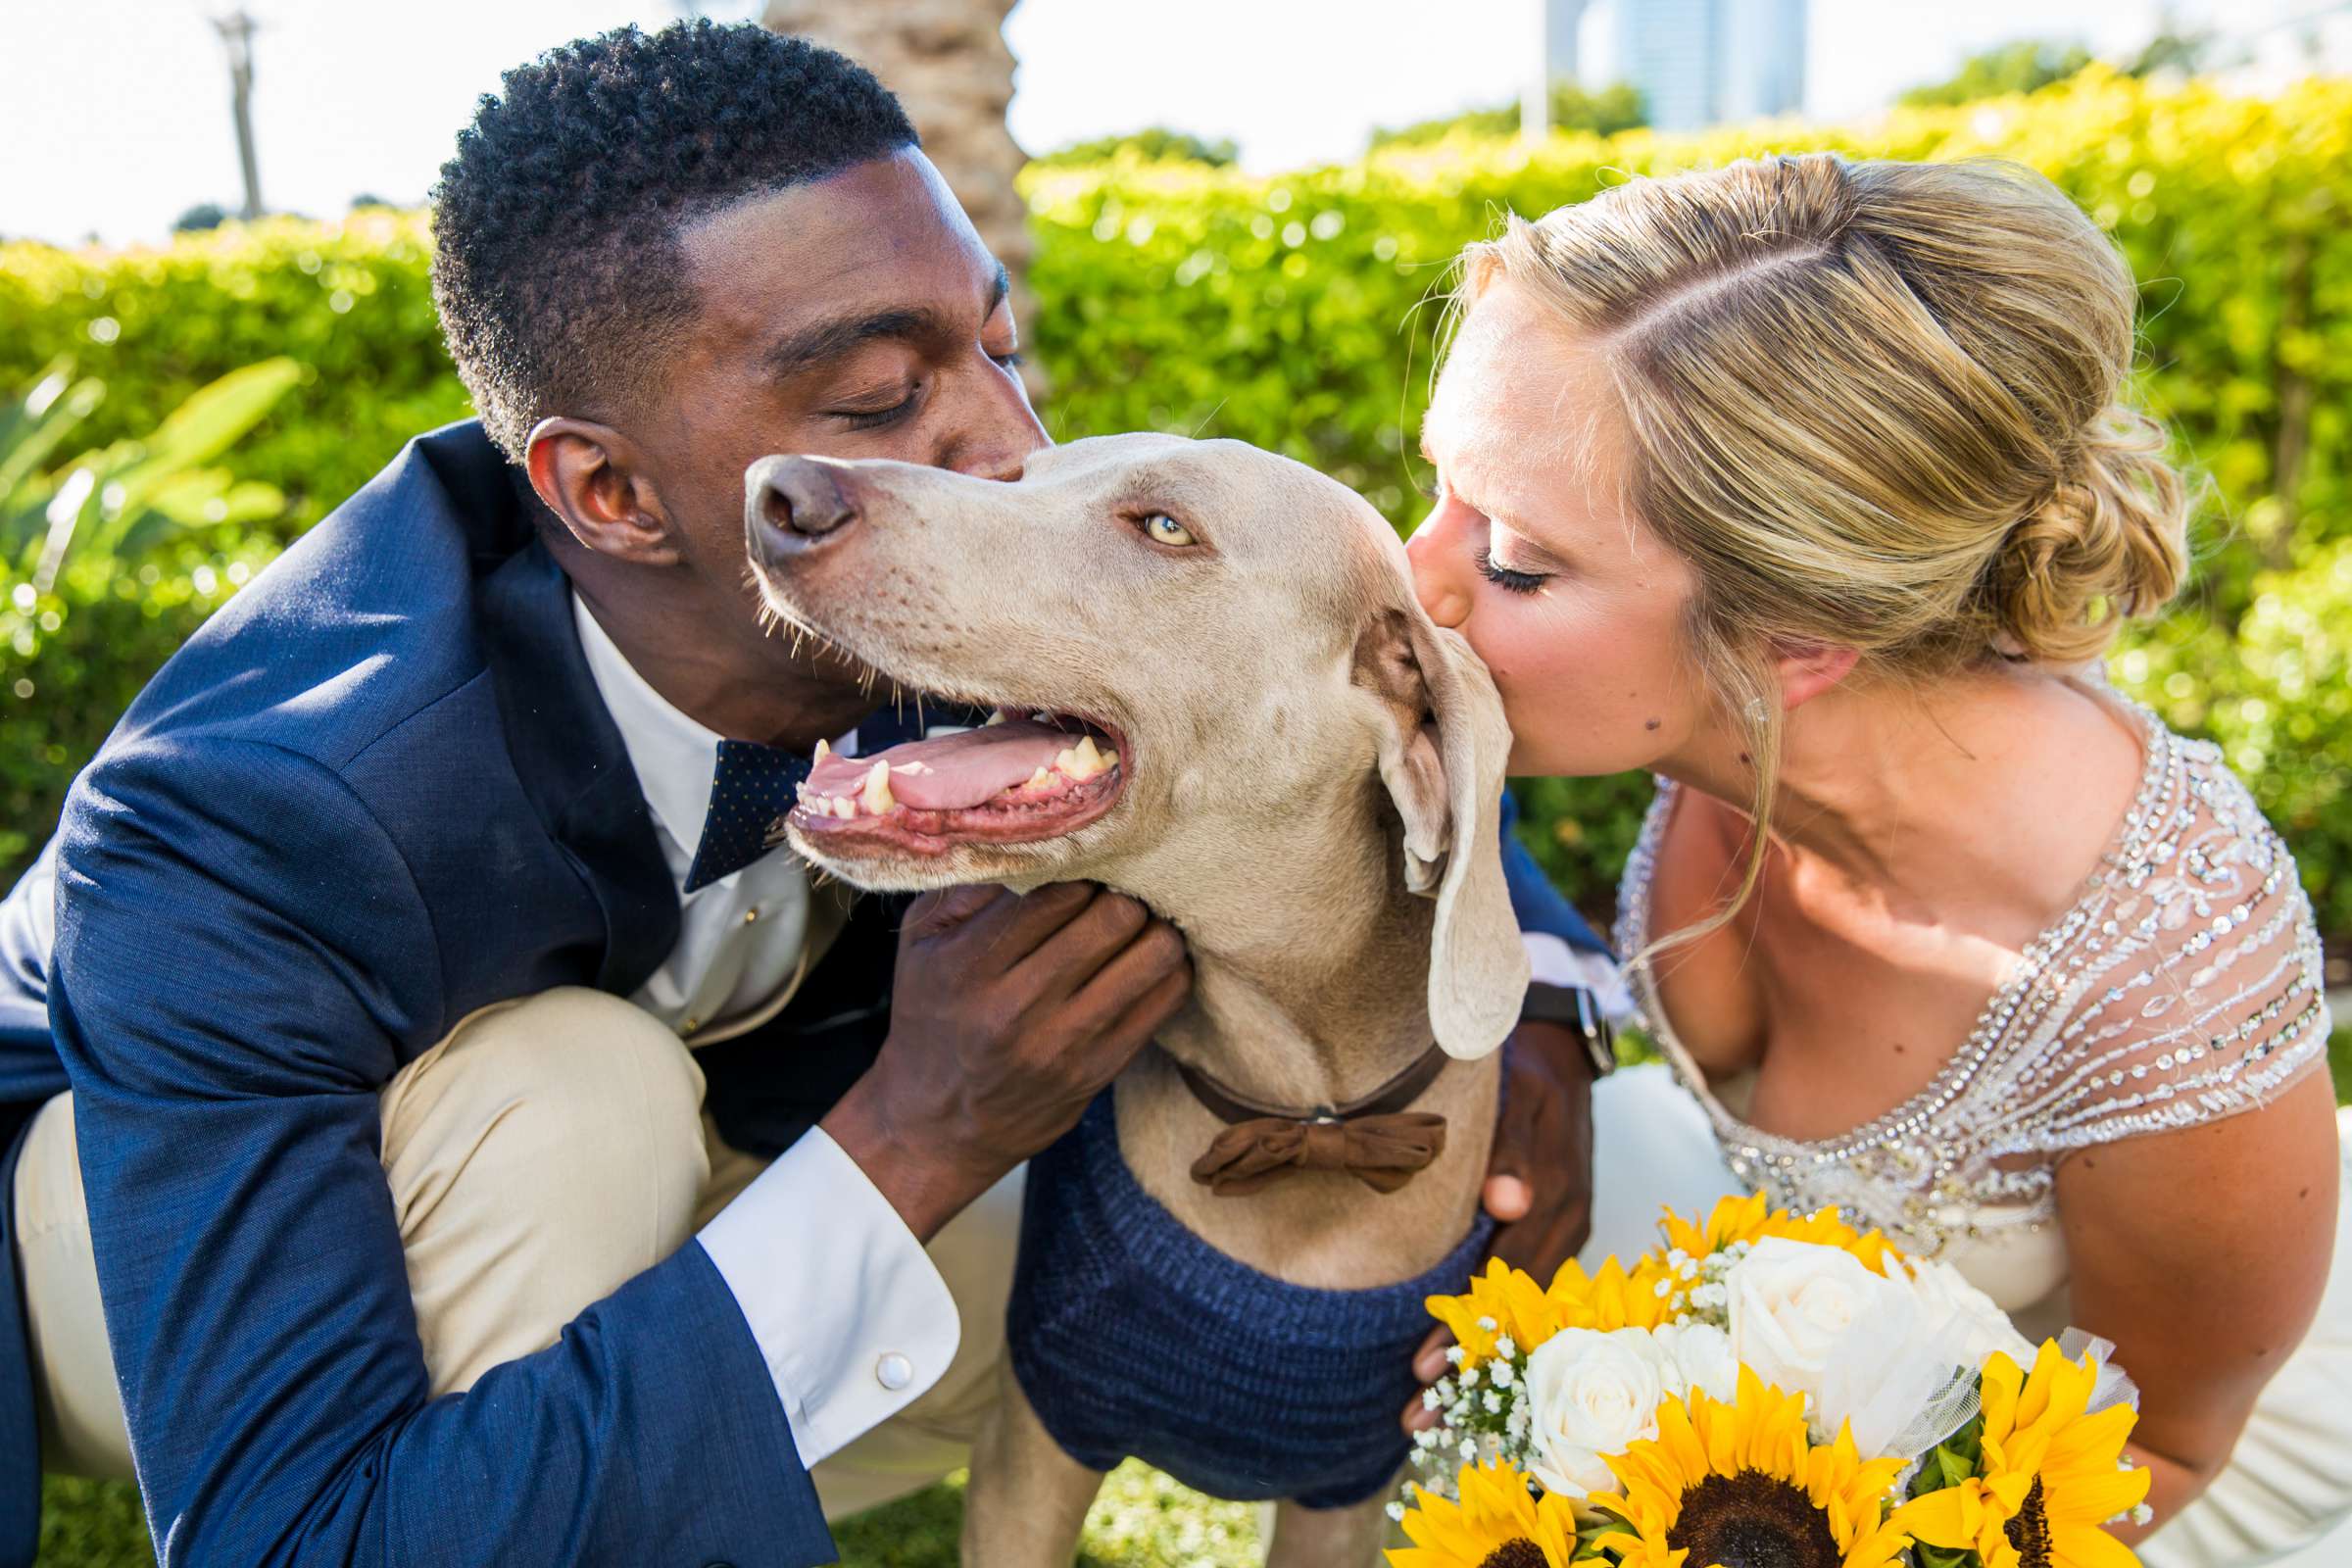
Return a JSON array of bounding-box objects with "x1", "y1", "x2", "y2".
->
[{"x1": 1143, "y1": 514, "x2": 1197, "y2": 548}]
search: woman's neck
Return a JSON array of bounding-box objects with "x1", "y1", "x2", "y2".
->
[{"x1": 1657, "y1": 666, "x2": 2146, "y2": 917}]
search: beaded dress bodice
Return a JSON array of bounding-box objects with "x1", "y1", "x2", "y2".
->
[{"x1": 1615, "y1": 698, "x2": 2330, "y2": 1309}]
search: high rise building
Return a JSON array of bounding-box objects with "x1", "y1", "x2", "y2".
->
[{"x1": 1608, "y1": 0, "x2": 1807, "y2": 132}]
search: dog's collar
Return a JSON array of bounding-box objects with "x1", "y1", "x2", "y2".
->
[{"x1": 1175, "y1": 1044, "x2": 1451, "y2": 1197}]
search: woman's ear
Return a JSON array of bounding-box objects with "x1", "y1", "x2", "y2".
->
[
  {"x1": 1773, "y1": 640, "x2": 1860, "y2": 712},
  {"x1": 524, "y1": 416, "x2": 682, "y2": 566}
]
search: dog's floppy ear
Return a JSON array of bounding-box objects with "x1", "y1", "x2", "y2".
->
[{"x1": 1352, "y1": 605, "x2": 1530, "y2": 1059}]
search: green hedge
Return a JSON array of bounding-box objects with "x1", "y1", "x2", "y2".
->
[{"x1": 2, "y1": 71, "x2": 2347, "y2": 937}]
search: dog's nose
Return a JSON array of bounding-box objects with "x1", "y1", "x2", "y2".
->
[{"x1": 746, "y1": 456, "x2": 860, "y2": 559}]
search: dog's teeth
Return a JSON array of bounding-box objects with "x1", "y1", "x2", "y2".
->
[
  {"x1": 1053, "y1": 735, "x2": 1110, "y2": 781},
  {"x1": 1103, "y1": 750, "x2": 1120, "y2": 771},
  {"x1": 861, "y1": 760, "x2": 895, "y2": 815},
  {"x1": 1025, "y1": 766, "x2": 1054, "y2": 790},
  {"x1": 983, "y1": 710, "x2": 1007, "y2": 727},
  {"x1": 830, "y1": 795, "x2": 856, "y2": 820},
  {"x1": 813, "y1": 738, "x2": 829, "y2": 760}
]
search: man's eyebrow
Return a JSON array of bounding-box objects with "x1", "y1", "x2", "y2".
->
[
  {"x1": 761, "y1": 308, "x2": 945, "y2": 381},
  {"x1": 761, "y1": 263, "x2": 1015, "y2": 382}
]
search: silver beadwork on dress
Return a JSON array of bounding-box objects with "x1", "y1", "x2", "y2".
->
[{"x1": 1615, "y1": 698, "x2": 2332, "y2": 1259}]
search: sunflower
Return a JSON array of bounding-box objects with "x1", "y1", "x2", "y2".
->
[
  {"x1": 1389, "y1": 1458, "x2": 1582, "y2": 1568},
  {"x1": 1889, "y1": 1342, "x2": 2149, "y2": 1568},
  {"x1": 1428, "y1": 1256, "x2": 1574, "y2": 1366},
  {"x1": 1428, "y1": 1252, "x2": 1681, "y2": 1367},
  {"x1": 1659, "y1": 1191, "x2": 1900, "y2": 1277},
  {"x1": 1589, "y1": 1368, "x2": 1913, "y2": 1568},
  {"x1": 1548, "y1": 1253, "x2": 1680, "y2": 1333}
]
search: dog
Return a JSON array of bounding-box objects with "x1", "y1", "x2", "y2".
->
[{"x1": 743, "y1": 433, "x2": 1530, "y2": 1566}]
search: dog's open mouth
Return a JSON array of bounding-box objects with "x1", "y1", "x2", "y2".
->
[{"x1": 789, "y1": 709, "x2": 1127, "y2": 857}]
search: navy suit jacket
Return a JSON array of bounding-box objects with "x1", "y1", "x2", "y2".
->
[{"x1": 0, "y1": 420, "x2": 1606, "y2": 1565}]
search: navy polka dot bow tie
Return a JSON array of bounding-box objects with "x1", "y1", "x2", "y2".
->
[{"x1": 683, "y1": 739, "x2": 816, "y2": 894}]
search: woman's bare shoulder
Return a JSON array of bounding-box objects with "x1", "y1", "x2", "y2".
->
[{"x1": 1641, "y1": 786, "x2": 1769, "y2": 1077}]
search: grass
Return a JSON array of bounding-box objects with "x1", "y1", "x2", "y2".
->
[
  {"x1": 35, "y1": 1027, "x2": 2352, "y2": 1563},
  {"x1": 36, "y1": 1462, "x2": 1263, "y2": 1567}
]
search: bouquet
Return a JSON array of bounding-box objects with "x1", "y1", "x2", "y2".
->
[{"x1": 1392, "y1": 1193, "x2": 2151, "y2": 1568}]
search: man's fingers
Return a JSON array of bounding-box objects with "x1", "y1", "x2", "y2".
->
[
  {"x1": 975, "y1": 880, "x2": 1102, "y2": 966},
  {"x1": 1011, "y1": 887, "x2": 1152, "y2": 996},
  {"x1": 902, "y1": 882, "x2": 1006, "y2": 940},
  {"x1": 1402, "y1": 1324, "x2": 1457, "y2": 1431},
  {"x1": 1092, "y1": 952, "x2": 1193, "y2": 1057},
  {"x1": 1489, "y1": 1203, "x2": 1592, "y2": 1280},
  {"x1": 1483, "y1": 1172, "x2": 1534, "y2": 1224}
]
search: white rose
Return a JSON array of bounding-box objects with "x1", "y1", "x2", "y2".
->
[
  {"x1": 1728, "y1": 1240, "x2": 2038, "y2": 1459},
  {"x1": 1522, "y1": 1327, "x2": 1682, "y2": 1498},
  {"x1": 1651, "y1": 1320, "x2": 1738, "y2": 1404},
  {"x1": 1726, "y1": 1237, "x2": 1885, "y2": 1388},
  {"x1": 1809, "y1": 1257, "x2": 2034, "y2": 1459},
  {"x1": 1892, "y1": 1257, "x2": 2034, "y2": 1368}
]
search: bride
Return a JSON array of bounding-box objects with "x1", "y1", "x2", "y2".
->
[{"x1": 1404, "y1": 152, "x2": 2346, "y2": 1566}]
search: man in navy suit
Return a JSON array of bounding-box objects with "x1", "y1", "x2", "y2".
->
[{"x1": 0, "y1": 21, "x2": 1613, "y2": 1566}]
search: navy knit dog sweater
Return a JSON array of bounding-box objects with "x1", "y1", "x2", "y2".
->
[{"x1": 1006, "y1": 1093, "x2": 1494, "y2": 1507}]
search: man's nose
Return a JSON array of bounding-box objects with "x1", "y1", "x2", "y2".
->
[
  {"x1": 947, "y1": 359, "x2": 1051, "y2": 481},
  {"x1": 746, "y1": 456, "x2": 859, "y2": 561},
  {"x1": 1405, "y1": 513, "x2": 1472, "y2": 629}
]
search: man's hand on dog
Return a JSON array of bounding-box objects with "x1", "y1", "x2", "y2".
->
[
  {"x1": 824, "y1": 882, "x2": 1193, "y2": 1243},
  {"x1": 1402, "y1": 1019, "x2": 1598, "y2": 1431}
]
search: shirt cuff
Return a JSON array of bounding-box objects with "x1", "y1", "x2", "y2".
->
[
  {"x1": 1523, "y1": 931, "x2": 1635, "y2": 1024},
  {"x1": 696, "y1": 1127, "x2": 961, "y2": 1468}
]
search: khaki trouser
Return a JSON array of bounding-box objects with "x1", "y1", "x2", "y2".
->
[{"x1": 10, "y1": 987, "x2": 1022, "y2": 1522}]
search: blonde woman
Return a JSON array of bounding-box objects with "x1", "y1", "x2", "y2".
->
[{"x1": 1405, "y1": 153, "x2": 2348, "y2": 1566}]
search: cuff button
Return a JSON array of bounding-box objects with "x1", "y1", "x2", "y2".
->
[{"x1": 875, "y1": 1351, "x2": 913, "y2": 1392}]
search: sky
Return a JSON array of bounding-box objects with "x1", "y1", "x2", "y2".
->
[{"x1": 0, "y1": 0, "x2": 2303, "y2": 248}]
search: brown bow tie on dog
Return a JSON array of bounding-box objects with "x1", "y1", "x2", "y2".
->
[{"x1": 1177, "y1": 1047, "x2": 1450, "y2": 1197}]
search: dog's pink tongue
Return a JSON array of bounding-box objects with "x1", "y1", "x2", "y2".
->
[{"x1": 804, "y1": 718, "x2": 1074, "y2": 810}]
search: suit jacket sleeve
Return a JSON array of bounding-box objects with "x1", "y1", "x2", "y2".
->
[
  {"x1": 1497, "y1": 789, "x2": 1611, "y2": 956},
  {"x1": 50, "y1": 735, "x2": 835, "y2": 1567}
]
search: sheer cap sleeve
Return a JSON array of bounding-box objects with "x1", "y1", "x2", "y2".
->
[
  {"x1": 2010, "y1": 730, "x2": 2329, "y2": 1157},
  {"x1": 1612, "y1": 702, "x2": 2331, "y2": 1264}
]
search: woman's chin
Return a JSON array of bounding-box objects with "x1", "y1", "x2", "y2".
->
[{"x1": 1508, "y1": 740, "x2": 1663, "y2": 779}]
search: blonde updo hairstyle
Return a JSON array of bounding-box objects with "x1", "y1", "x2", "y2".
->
[{"x1": 1456, "y1": 154, "x2": 2191, "y2": 946}]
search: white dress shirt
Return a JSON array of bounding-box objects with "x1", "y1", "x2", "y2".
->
[{"x1": 572, "y1": 596, "x2": 958, "y2": 1467}]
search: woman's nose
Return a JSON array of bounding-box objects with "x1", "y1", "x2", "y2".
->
[{"x1": 1405, "y1": 513, "x2": 1472, "y2": 630}]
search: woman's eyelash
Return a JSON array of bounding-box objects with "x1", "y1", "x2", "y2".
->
[{"x1": 1474, "y1": 548, "x2": 1548, "y2": 595}]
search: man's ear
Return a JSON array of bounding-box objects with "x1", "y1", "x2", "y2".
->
[
  {"x1": 523, "y1": 416, "x2": 682, "y2": 566},
  {"x1": 1351, "y1": 604, "x2": 1530, "y2": 1060}
]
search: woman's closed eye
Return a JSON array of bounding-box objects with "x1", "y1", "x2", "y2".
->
[{"x1": 1475, "y1": 547, "x2": 1550, "y2": 595}]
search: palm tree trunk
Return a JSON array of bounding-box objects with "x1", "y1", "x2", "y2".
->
[{"x1": 761, "y1": 0, "x2": 1043, "y2": 399}]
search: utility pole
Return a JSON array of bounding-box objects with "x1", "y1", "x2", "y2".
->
[{"x1": 213, "y1": 10, "x2": 264, "y2": 220}]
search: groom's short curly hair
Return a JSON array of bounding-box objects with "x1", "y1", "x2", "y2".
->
[{"x1": 431, "y1": 21, "x2": 918, "y2": 461}]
